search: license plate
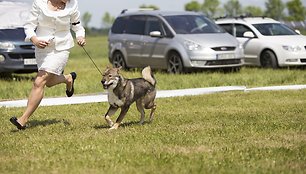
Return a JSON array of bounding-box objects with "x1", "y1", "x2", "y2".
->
[
  {"x1": 24, "y1": 58, "x2": 37, "y2": 65},
  {"x1": 216, "y1": 53, "x2": 235, "y2": 59}
]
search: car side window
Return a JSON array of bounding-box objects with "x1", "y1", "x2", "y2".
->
[
  {"x1": 145, "y1": 16, "x2": 163, "y2": 36},
  {"x1": 111, "y1": 16, "x2": 128, "y2": 34},
  {"x1": 218, "y1": 24, "x2": 233, "y2": 35},
  {"x1": 125, "y1": 15, "x2": 146, "y2": 35},
  {"x1": 235, "y1": 24, "x2": 253, "y2": 37},
  {"x1": 218, "y1": 23, "x2": 255, "y2": 38}
]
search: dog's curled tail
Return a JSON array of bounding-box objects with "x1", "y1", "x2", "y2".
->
[{"x1": 142, "y1": 66, "x2": 156, "y2": 86}]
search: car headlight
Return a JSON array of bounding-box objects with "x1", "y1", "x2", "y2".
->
[
  {"x1": 0, "y1": 42, "x2": 15, "y2": 49},
  {"x1": 282, "y1": 45, "x2": 302, "y2": 52},
  {"x1": 0, "y1": 55, "x2": 5, "y2": 62},
  {"x1": 184, "y1": 40, "x2": 201, "y2": 51}
]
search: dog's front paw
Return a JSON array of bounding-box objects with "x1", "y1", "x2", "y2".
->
[
  {"x1": 105, "y1": 116, "x2": 114, "y2": 127},
  {"x1": 109, "y1": 123, "x2": 119, "y2": 130}
]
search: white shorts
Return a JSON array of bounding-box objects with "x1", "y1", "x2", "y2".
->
[{"x1": 35, "y1": 42, "x2": 70, "y2": 76}]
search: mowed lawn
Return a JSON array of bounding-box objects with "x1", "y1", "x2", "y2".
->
[{"x1": 0, "y1": 36, "x2": 306, "y2": 173}]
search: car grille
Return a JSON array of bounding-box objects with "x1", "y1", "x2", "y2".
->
[
  {"x1": 20, "y1": 45, "x2": 35, "y2": 50},
  {"x1": 206, "y1": 59, "x2": 241, "y2": 65},
  {"x1": 211, "y1": 46, "x2": 236, "y2": 51},
  {"x1": 8, "y1": 53, "x2": 35, "y2": 59}
]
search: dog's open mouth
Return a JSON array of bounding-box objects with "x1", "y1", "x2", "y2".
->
[{"x1": 102, "y1": 81, "x2": 113, "y2": 89}]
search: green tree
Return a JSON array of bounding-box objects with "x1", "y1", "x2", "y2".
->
[
  {"x1": 201, "y1": 0, "x2": 220, "y2": 18},
  {"x1": 286, "y1": 0, "x2": 306, "y2": 21},
  {"x1": 224, "y1": 0, "x2": 243, "y2": 17},
  {"x1": 82, "y1": 12, "x2": 92, "y2": 29},
  {"x1": 185, "y1": 1, "x2": 201, "y2": 12},
  {"x1": 139, "y1": 4, "x2": 159, "y2": 10},
  {"x1": 102, "y1": 12, "x2": 115, "y2": 29},
  {"x1": 244, "y1": 6, "x2": 264, "y2": 16},
  {"x1": 265, "y1": 0, "x2": 285, "y2": 20}
]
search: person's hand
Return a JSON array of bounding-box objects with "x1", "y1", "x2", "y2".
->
[
  {"x1": 31, "y1": 36, "x2": 50, "y2": 49},
  {"x1": 77, "y1": 36, "x2": 86, "y2": 46}
]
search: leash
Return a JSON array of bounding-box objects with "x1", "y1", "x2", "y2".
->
[{"x1": 81, "y1": 46, "x2": 103, "y2": 75}]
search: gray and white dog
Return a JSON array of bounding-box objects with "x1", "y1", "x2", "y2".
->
[{"x1": 101, "y1": 66, "x2": 157, "y2": 130}]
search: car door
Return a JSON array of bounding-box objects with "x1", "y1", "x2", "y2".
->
[
  {"x1": 141, "y1": 16, "x2": 170, "y2": 68},
  {"x1": 234, "y1": 24, "x2": 262, "y2": 65},
  {"x1": 123, "y1": 15, "x2": 146, "y2": 66},
  {"x1": 219, "y1": 23, "x2": 260, "y2": 65}
]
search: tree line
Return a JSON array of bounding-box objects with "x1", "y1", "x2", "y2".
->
[
  {"x1": 81, "y1": 0, "x2": 306, "y2": 30},
  {"x1": 185, "y1": 0, "x2": 306, "y2": 21}
]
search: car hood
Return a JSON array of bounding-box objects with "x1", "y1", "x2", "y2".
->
[
  {"x1": 261, "y1": 35, "x2": 306, "y2": 45},
  {"x1": 176, "y1": 33, "x2": 239, "y2": 47}
]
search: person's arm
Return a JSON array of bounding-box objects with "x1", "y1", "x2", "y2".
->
[
  {"x1": 71, "y1": 4, "x2": 86, "y2": 46},
  {"x1": 24, "y1": 0, "x2": 50, "y2": 48}
]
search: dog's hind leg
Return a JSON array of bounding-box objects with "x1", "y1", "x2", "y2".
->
[
  {"x1": 143, "y1": 90, "x2": 156, "y2": 122},
  {"x1": 136, "y1": 99, "x2": 145, "y2": 124},
  {"x1": 105, "y1": 105, "x2": 118, "y2": 127},
  {"x1": 148, "y1": 103, "x2": 156, "y2": 122}
]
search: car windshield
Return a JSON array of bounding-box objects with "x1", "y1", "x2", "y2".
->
[
  {"x1": 253, "y1": 23, "x2": 298, "y2": 36},
  {"x1": 164, "y1": 15, "x2": 224, "y2": 34},
  {"x1": 0, "y1": 27, "x2": 26, "y2": 41}
]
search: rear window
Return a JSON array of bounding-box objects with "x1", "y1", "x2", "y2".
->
[{"x1": 0, "y1": 28, "x2": 26, "y2": 41}]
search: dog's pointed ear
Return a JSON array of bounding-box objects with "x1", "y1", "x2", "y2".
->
[{"x1": 117, "y1": 66, "x2": 122, "y2": 72}]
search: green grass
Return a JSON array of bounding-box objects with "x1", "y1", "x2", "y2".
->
[
  {"x1": 1, "y1": 90, "x2": 305, "y2": 173},
  {"x1": 0, "y1": 35, "x2": 306, "y2": 100},
  {"x1": 0, "y1": 36, "x2": 306, "y2": 173}
]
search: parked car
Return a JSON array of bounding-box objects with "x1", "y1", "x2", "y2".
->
[
  {"x1": 0, "y1": 27, "x2": 37, "y2": 75},
  {"x1": 0, "y1": 1, "x2": 37, "y2": 76},
  {"x1": 215, "y1": 16, "x2": 306, "y2": 68},
  {"x1": 108, "y1": 10, "x2": 244, "y2": 73}
]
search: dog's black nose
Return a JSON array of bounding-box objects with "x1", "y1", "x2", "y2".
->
[{"x1": 101, "y1": 80, "x2": 105, "y2": 85}]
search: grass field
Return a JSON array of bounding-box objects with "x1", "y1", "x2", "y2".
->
[{"x1": 0, "y1": 36, "x2": 306, "y2": 173}]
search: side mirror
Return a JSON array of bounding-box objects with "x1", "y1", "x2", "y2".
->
[
  {"x1": 243, "y1": 31, "x2": 255, "y2": 38},
  {"x1": 295, "y1": 29, "x2": 301, "y2": 35},
  {"x1": 149, "y1": 31, "x2": 162, "y2": 38}
]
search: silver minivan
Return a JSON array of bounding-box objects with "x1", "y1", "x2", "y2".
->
[{"x1": 108, "y1": 10, "x2": 244, "y2": 73}]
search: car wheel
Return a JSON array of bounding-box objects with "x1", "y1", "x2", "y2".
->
[
  {"x1": 260, "y1": 50, "x2": 278, "y2": 68},
  {"x1": 112, "y1": 51, "x2": 128, "y2": 70},
  {"x1": 167, "y1": 52, "x2": 184, "y2": 74}
]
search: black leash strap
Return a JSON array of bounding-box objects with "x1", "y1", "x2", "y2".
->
[{"x1": 82, "y1": 46, "x2": 103, "y2": 75}]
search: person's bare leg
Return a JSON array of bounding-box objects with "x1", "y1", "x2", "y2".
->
[
  {"x1": 45, "y1": 73, "x2": 72, "y2": 90},
  {"x1": 17, "y1": 71, "x2": 52, "y2": 126}
]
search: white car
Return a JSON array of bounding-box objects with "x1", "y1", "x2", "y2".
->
[{"x1": 216, "y1": 17, "x2": 306, "y2": 68}]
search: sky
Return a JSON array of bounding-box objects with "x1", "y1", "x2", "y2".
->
[{"x1": 7, "y1": 0, "x2": 306, "y2": 28}]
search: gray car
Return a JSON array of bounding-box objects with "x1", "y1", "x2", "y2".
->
[
  {"x1": 0, "y1": 27, "x2": 37, "y2": 75},
  {"x1": 0, "y1": 1, "x2": 37, "y2": 76},
  {"x1": 108, "y1": 10, "x2": 244, "y2": 73}
]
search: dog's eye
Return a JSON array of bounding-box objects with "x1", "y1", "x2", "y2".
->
[{"x1": 108, "y1": 74, "x2": 112, "y2": 78}]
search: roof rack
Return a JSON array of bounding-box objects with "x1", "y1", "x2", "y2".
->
[
  {"x1": 215, "y1": 14, "x2": 267, "y2": 20},
  {"x1": 120, "y1": 8, "x2": 155, "y2": 14}
]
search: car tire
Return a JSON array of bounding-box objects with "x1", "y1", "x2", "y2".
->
[
  {"x1": 167, "y1": 52, "x2": 184, "y2": 74},
  {"x1": 260, "y1": 50, "x2": 278, "y2": 69},
  {"x1": 112, "y1": 51, "x2": 128, "y2": 70},
  {"x1": 0, "y1": 72, "x2": 12, "y2": 78},
  {"x1": 222, "y1": 67, "x2": 241, "y2": 73}
]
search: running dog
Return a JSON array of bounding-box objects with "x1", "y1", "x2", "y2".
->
[{"x1": 101, "y1": 66, "x2": 157, "y2": 130}]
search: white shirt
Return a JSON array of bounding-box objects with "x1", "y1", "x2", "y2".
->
[{"x1": 24, "y1": 0, "x2": 85, "y2": 51}]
